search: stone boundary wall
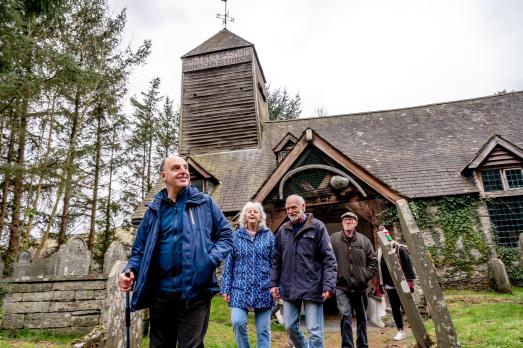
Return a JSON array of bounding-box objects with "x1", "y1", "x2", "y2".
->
[{"x1": 1, "y1": 274, "x2": 107, "y2": 335}]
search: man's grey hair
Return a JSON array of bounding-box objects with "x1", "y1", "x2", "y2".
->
[
  {"x1": 286, "y1": 194, "x2": 305, "y2": 205},
  {"x1": 239, "y1": 201, "x2": 267, "y2": 230}
]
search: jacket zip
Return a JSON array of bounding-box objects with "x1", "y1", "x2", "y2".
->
[
  {"x1": 189, "y1": 207, "x2": 195, "y2": 225},
  {"x1": 172, "y1": 202, "x2": 176, "y2": 292}
]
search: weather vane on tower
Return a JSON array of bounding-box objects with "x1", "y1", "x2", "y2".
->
[{"x1": 217, "y1": 0, "x2": 234, "y2": 28}]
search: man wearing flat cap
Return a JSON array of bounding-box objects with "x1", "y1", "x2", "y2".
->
[{"x1": 330, "y1": 212, "x2": 378, "y2": 348}]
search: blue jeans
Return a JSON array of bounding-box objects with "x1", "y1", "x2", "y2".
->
[
  {"x1": 231, "y1": 307, "x2": 271, "y2": 348},
  {"x1": 283, "y1": 300, "x2": 324, "y2": 348},
  {"x1": 336, "y1": 289, "x2": 368, "y2": 348}
]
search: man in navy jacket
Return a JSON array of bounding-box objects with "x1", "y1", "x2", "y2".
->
[
  {"x1": 118, "y1": 155, "x2": 233, "y2": 348},
  {"x1": 270, "y1": 194, "x2": 337, "y2": 348}
]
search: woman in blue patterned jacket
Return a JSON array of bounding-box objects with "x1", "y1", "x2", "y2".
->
[{"x1": 221, "y1": 201, "x2": 275, "y2": 348}]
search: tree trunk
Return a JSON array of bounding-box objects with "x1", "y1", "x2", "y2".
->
[
  {"x1": 88, "y1": 108, "x2": 103, "y2": 250},
  {"x1": 0, "y1": 115, "x2": 16, "y2": 244},
  {"x1": 141, "y1": 145, "x2": 146, "y2": 200},
  {"x1": 34, "y1": 180, "x2": 65, "y2": 260},
  {"x1": 24, "y1": 99, "x2": 56, "y2": 240},
  {"x1": 58, "y1": 89, "x2": 81, "y2": 246},
  {"x1": 19, "y1": 114, "x2": 48, "y2": 247},
  {"x1": 8, "y1": 106, "x2": 28, "y2": 261},
  {"x1": 102, "y1": 132, "x2": 116, "y2": 254},
  {"x1": 147, "y1": 118, "x2": 153, "y2": 193},
  {"x1": 0, "y1": 116, "x2": 4, "y2": 160}
]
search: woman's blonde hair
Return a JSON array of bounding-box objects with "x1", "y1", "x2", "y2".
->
[{"x1": 239, "y1": 201, "x2": 267, "y2": 230}]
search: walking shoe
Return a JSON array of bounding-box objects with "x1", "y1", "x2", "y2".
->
[{"x1": 393, "y1": 329, "x2": 406, "y2": 340}]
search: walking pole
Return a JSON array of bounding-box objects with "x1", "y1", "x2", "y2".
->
[{"x1": 125, "y1": 272, "x2": 131, "y2": 348}]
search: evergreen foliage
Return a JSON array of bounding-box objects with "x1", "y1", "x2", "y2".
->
[
  {"x1": 266, "y1": 85, "x2": 301, "y2": 121},
  {"x1": 0, "y1": 0, "x2": 184, "y2": 271}
]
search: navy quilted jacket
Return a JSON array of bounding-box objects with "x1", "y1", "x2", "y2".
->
[
  {"x1": 270, "y1": 213, "x2": 337, "y2": 302},
  {"x1": 221, "y1": 227, "x2": 275, "y2": 309}
]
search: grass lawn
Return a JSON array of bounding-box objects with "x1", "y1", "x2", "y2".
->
[
  {"x1": 141, "y1": 297, "x2": 288, "y2": 348},
  {"x1": 425, "y1": 287, "x2": 523, "y2": 348},
  {"x1": 0, "y1": 288, "x2": 521, "y2": 347},
  {"x1": 0, "y1": 329, "x2": 77, "y2": 348}
]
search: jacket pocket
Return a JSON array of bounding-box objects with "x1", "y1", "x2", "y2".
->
[
  {"x1": 298, "y1": 231, "x2": 316, "y2": 258},
  {"x1": 193, "y1": 252, "x2": 214, "y2": 288}
]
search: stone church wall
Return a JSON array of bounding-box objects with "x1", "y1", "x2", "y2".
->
[
  {"x1": 1, "y1": 275, "x2": 107, "y2": 334},
  {"x1": 413, "y1": 202, "x2": 495, "y2": 290}
]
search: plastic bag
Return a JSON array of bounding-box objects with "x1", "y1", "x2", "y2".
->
[{"x1": 366, "y1": 294, "x2": 386, "y2": 327}]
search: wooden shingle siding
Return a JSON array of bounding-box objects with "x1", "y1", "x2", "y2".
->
[
  {"x1": 181, "y1": 62, "x2": 258, "y2": 154},
  {"x1": 481, "y1": 146, "x2": 523, "y2": 168}
]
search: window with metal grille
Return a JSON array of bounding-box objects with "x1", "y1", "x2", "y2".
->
[
  {"x1": 481, "y1": 170, "x2": 503, "y2": 192},
  {"x1": 292, "y1": 147, "x2": 335, "y2": 169},
  {"x1": 505, "y1": 168, "x2": 523, "y2": 189},
  {"x1": 486, "y1": 196, "x2": 523, "y2": 248},
  {"x1": 283, "y1": 168, "x2": 333, "y2": 199}
]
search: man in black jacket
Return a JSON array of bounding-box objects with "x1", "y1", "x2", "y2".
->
[
  {"x1": 330, "y1": 212, "x2": 378, "y2": 348},
  {"x1": 270, "y1": 194, "x2": 337, "y2": 348}
]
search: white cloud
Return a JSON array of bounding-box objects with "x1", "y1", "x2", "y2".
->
[{"x1": 108, "y1": 0, "x2": 523, "y2": 116}]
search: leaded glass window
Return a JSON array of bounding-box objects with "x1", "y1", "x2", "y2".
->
[
  {"x1": 487, "y1": 197, "x2": 523, "y2": 247},
  {"x1": 481, "y1": 170, "x2": 503, "y2": 192},
  {"x1": 505, "y1": 168, "x2": 523, "y2": 189}
]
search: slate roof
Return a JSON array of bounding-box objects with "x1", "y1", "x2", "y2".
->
[
  {"x1": 182, "y1": 29, "x2": 253, "y2": 58},
  {"x1": 132, "y1": 91, "x2": 523, "y2": 222}
]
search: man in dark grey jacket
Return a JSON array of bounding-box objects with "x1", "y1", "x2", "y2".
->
[
  {"x1": 330, "y1": 212, "x2": 378, "y2": 348},
  {"x1": 270, "y1": 194, "x2": 337, "y2": 348}
]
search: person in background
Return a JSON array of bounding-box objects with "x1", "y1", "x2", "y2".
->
[
  {"x1": 330, "y1": 212, "x2": 378, "y2": 348},
  {"x1": 221, "y1": 202, "x2": 275, "y2": 348},
  {"x1": 378, "y1": 228, "x2": 416, "y2": 341},
  {"x1": 270, "y1": 194, "x2": 337, "y2": 348}
]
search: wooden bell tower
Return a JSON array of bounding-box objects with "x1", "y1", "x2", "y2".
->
[{"x1": 180, "y1": 29, "x2": 268, "y2": 155}]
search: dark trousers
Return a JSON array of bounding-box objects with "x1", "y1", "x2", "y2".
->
[
  {"x1": 149, "y1": 292, "x2": 212, "y2": 348},
  {"x1": 386, "y1": 288, "x2": 404, "y2": 330},
  {"x1": 336, "y1": 289, "x2": 368, "y2": 348}
]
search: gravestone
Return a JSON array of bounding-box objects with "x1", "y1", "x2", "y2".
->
[
  {"x1": 29, "y1": 258, "x2": 49, "y2": 276},
  {"x1": 13, "y1": 251, "x2": 31, "y2": 277},
  {"x1": 100, "y1": 260, "x2": 143, "y2": 348},
  {"x1": 46, "y1": 252, "x2": 58, "y2": 276},
  {"x1": 103, "y1": 241, "x2": 128, "y2": 275},
  {"x1": 56, "y1": 237, "x2": 91, "y2": 276},
  {"x1": 488, "y1": 258, "x2": 512, "y2": 293}
]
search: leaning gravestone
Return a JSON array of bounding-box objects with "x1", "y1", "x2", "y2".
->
[
  {"x1": 13, "y1": 251, "x2": 31, "y2": 277},
  {"x1": 103, "y1": 241, "x2": 128, "y2": 275},
  {"x1": 56, "y1": 236, "x2": 91, "y2": 276},
  {"x1": 488, "y1": 257, "x2": 512, "y2": 293}
]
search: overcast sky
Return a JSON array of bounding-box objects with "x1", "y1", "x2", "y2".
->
[{"x1": 107, "y1": 0, "x2": 523, "y2": 117}]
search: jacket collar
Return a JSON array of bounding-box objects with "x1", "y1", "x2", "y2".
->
[
  {"x1": 236, "y1": 227, "x2": 270, "y2": 240},
  {"x1": 283, "y1": 213, "x2": 315, "y2": 239},
  {"x1": 341, "y1": 230, "x2": 360, "y2": 243},
  {"x1": 146, "y1": 186, "x2": 207, "y2": 210}
]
